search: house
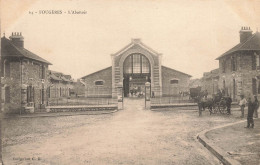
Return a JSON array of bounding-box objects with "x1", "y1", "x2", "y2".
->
[
  {"x1": 1, "y1": 32, "x2": 51, "y2": 113},
  {"x1": 201, "y1": 68, "x2": 219, "y2": 95},
  {"x1": 214, "y1": 27, "x2": 260, "y2": 100},
  {"x1": 81, "y1": 39, "x2": 191, "y2": 98},
  {"x1": 47, "y1": 70, "x2": 74, "y2": 99}
]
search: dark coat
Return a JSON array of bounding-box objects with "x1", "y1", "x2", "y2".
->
[
  {"x1": 248, "y1": 101, "x2": 255, "y2": 117},
  {"x1": 226, "y1": 97, "x2": 232, "y2": 105}
]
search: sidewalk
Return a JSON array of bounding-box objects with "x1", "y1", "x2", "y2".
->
[
  {"x1": 198, "y1": 118, "x2": 260, "y2": 165},
  {"x1": 3, "y1": 109, "x2": 118, "y2": 118}
]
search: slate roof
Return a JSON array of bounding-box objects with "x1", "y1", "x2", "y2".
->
[
  {"x1": 50, "y1": 74, "x2": 62, "y2": 81},
  {"x1": 216, "y1": 32, "x2": 260, "y2": 60},
  {"x1": 49, "y1": 70, "x2": 73, "y2": 82},
  {"x1": 1, "y1": 37, "x2": 52, "y2": 65},
  {"x1": 81, "y1": 66, "x2": 112, "y2": 79},
  {"x1": 162, "y1": 65, "x2": 192, "y2": 77}
]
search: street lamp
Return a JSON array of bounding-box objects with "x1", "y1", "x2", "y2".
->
[{"x1": 145, "y1": 82, "x2": 151, "y2": 109}]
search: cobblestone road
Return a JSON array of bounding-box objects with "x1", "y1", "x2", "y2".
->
[{"x1": 3, "y1": 99, "x2": 242, "y2": 165}]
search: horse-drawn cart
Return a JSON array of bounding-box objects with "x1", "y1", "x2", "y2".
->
[{"x1": 197, "y1": 95, "x2": 230, "y2": 115}]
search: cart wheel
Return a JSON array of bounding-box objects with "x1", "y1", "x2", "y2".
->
[
  {"x1": 219, "y1": 104, "x2": 227, "y2": 114},
  {"x1": 212, "y1": 105, "x2": 217, "y2": 114}
]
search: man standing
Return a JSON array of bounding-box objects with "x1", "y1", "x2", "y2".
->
[
  {"x1": 239, "y1": 95, "x2": 247, "y2": 118},
  {"x1": 245, "y1": 97, "x2": 255, "y2": 128},
  {"x1": 254, "y1": 95, "x2": 259, "y2": 118},
  {"x1": 226, "y1": 95, "x2": 232, "y2": 115}
]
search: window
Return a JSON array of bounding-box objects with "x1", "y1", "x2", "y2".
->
[
  {"x1": 1, "y1": 87, "x2": 5, "y2": 102},
  {"x1": 42, "y1": 65, "x2": 45, "y2": 79},
  {"x1": 258, "y1": 80, "x2": 260, "y2": 94},
  {"x1": 41, "y1": 88, "x2": 44, "y2": 104},
  {"x1": 142, "y1": 56, "x2": 150, "y2": 73},
  {"x1": 133, "y1": 54, "x2": 141, "y2": 73},
  {"x1": 124, "y1": 56, "x2": 132, "y2": 74},
  {"x1": 252, "y1": 78, "x2": 257, "y2": 95},
  {"x1": 170, "y1": 79, "x2": 179, "y2": 84},
  {"x1": 252, "y1": 54, "x2": 257, "y2": 70},
  {"x1": 123, "y1": 54, "x2": 150, "y2": 74},
  {"x1": 256, "y1": 53, "x2": 260, "y2": 70},
  {"x1": 95, "y1": 80, "x2": 104, "y2": 86},
  {"x1": 4, "y1": 60, "x2": 10, "y2": 77},
  {"x1": 5, "y1": 86, "x2": 10, "y2": 103},
  {"x1": 27, "y1": 86, "x2": 34, "y2": 103},
  {"x1": 222, "y1": 60, "x2": 226, "y2": 73},
  {"x1": 231, "y1": 56, "x2": 237, "y2": 71}
]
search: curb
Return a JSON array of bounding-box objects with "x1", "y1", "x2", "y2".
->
[
  {"x1": 3, "y1": 109, "x2": 119, "y2": 119},
  {"x1": 196, "y1": 120, "x2": 248, "y2": 165}
]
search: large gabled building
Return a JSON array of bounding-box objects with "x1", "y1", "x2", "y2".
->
[
  {"x1": 81, "y1": 39, "x2": 191, "y2": 98},
  {"x1": 1, "y1": 33, "x2": 51, "y2": 113}
]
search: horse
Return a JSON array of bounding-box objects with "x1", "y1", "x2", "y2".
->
[{"x1": 194, "y1": 95, "x2": 214, "y2": 115}]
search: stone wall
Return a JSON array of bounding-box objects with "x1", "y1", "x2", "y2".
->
[
  {"x1": 161, "y1": 66, "x2": 190, "y2": 96},
  {"x1": 49, "y1": 82, "x2": 73, "y2": 98},
  {"x1": 1, "y1": 60, "x2": 21, "y2": 113},
  {"x1": 218, "y1": 51, "x2": 260, "y2": 100},
  {"x1": 83, "y1": 67, "x2": 112, "y2": 98}
]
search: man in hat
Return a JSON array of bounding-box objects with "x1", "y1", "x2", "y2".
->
[
  {"x1": 245, "y1": 97, "x2": 255, "y2": 128},
  {"x1": 254, "y1": 95, "x2": 259, "y2": 118},
  {"x1": 239, "y1": 95, "x2": 247, "y2": 118},
  {"x1": 226, "y1": 94, "x2": 232, "y2": 115}
]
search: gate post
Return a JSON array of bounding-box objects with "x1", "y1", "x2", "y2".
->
[
  {"x1": 145, "y1": 82, "x2": 151, "y2": 109},
  {"x1": 117, "y1": 82, "x2": 124, "y2": 110}
]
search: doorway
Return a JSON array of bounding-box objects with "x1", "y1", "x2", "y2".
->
[{"x1": 123, "y1": 53, "x2": 151, "y2": 98}]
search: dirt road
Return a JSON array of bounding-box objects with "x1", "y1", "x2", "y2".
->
[{"x1": 3, "y1": 99, "x2": 240, "y2": 165}]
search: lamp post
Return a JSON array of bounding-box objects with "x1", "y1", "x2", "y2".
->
[{"x1": 145, "y1": 82, "x2": 151, "y2": 109}]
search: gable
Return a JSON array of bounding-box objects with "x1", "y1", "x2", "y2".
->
[
  {"x1": 216, "y1": 32, "x2": 260, "y2": 60},
  {"x1": 162, "y1": 66, "x2": 192, "y2": 77},
  {"x1": 112, "y1": 39, "x2": 161, "y2": 58},
  {"x1": 81, "y1": 66, "x2": 112, "y2": 79},
  {"x1": 1, "y1": 37, "x2": 52, "y2": 65}
]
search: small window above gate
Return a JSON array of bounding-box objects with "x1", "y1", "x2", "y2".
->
[
  {"x1": 95, "y1": 80, "x2": 104, "y2": 86},
  {"x1": 170, "y1": 79, "x2": 179, "y2": 84}
]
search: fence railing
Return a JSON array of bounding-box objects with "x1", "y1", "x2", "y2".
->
[
  {"x1": 151, "y1": 96, "x2": 195, "y2": 105},
  {"x1": 47, "y1": 97, "x2": 117, "y2": 106}
]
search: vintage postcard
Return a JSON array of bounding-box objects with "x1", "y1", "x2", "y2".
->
[{"x1": 0, "y1": 0, "x2": 260, "y2": 164}]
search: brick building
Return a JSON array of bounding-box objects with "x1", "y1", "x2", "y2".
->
[
  {"x1": 48, "y1": 70, "x2": 74, "y2": 98},
  {"x1": 201, "y1": 68, "x2": 219, "y2": 95},
  {"x1": 1, "y1": 33, "x2": 51, "y2": 113},
  {"x1": 81, "y1": 39, "x2": 191, "y2": 98},
  {"x1": 202, "y1": 27, "x2": 260, "y2": 100}
]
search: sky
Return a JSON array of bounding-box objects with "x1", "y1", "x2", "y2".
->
[{"x1": 1, "y1": 0, "x2": 260, "y2": 80}]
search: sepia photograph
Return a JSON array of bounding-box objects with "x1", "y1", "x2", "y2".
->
[{"x1": 0, "y1": 0, "x2": 260, "y2": 164}]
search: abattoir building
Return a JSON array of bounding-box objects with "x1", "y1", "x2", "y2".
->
[{"x1": 81, "y1": 39, "x2": 191, "y2": 98}]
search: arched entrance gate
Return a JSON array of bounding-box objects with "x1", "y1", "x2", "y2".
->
[{"x1": 123, "y1": 53, "x2": 151, "y2": 97}]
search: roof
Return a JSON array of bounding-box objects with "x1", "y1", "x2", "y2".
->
[
  {"x1": 50, "y1": 74, "x2": 62, "y2": 81},
  {"x1": 81, "y1": 66, "x2": 191, "y2": 79},
  {"x1": 202, "y1": 68, "x2": 219, "y2": 79},
  {"x1": 216, "y1": 32, "x2": 260, "y2": 60},
  {"x1": 162, "y1": 65, "x2": 192, "y2": 77},
  {"x1": 1, "y1": 37, "x2": 52, "y2": 65},
  {"x1": 111, "y1": 39, "x2": 162, "y2": 57},
  {"x1": 81, "y1": 66, "x2": 112, "y2": 79},
  {"x1": 49, "y1": 70, "x2": 73, "y2": 82}
]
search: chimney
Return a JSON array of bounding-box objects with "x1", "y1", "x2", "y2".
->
[
  {"x1": 239, "y1": 26, "x2": 252, "y2": 43},
  {"x1": 9, "y1": 32, "x2": 24, "y2": 48}
]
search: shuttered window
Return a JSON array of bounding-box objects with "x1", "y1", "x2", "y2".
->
[{"x1": 5, "y1": 86, "x2": 10, "y2": 103}]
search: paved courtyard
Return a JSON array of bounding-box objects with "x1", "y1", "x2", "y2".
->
[{"x1": 2, "y1": 99, "x2": 242, "y2": 165}]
